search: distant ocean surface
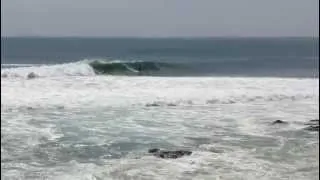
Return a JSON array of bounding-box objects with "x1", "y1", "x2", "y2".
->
[
  {"x1": 1, "y1": 37, "x2": 319, "y2": 77},
  {"x1": 1, "y1": 37, "x2": 319, "y2": 180}
]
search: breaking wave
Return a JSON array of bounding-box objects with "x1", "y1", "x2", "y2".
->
[{"x1": 1, "y1": 59, "x2": 179, "y2": 79}]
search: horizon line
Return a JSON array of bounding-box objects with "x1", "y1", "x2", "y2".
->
[{"x1": 1, "y1": 35, "x2": 318, "y2": 39}]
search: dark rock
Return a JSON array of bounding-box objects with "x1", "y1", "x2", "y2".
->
[
  {"x1": 148, "y1": 148, "x2": 160, "y2": 153},
  {"x1": 309, "y1": 119, "x2": 319, "y2": 122},
  {"x1": 27, "y1": 72, "x2": 38, "y2": 79},
  {"x1": 146, "y1": 103, "x2": 160, "y2": 107},
  {"x1": 148, "y1": 148, "x2": 192, "y2": 159},
  {"x1": 304, "y1": 119, "x2": 319, "y2": 126},
  {"x1": 304, "y1": 125, "x2": 319, "y2": 132},
  {"x1": 272, "y1": 120, "x2": 288, "y2": 125}
]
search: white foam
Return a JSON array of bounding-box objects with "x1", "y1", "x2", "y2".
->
[
  {"x1": 1, "y1": 76, "x2": 318, "y2": 110},
  {"x1": 1, "y1": 62, "x2": 96, "y2": 78},
  {"x1": 1, "y1": 74, "x2": 318, "y2": 180}
]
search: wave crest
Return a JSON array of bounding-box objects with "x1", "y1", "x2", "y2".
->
[
  {"x1": 88, "y1": 60, "x2": 164, "y2": 75},
  {"x1": 1, "y1": 60, "x2": 177, "y2": 79}
]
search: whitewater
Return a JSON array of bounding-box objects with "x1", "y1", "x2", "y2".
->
[{"x1": 1, "y1": 60, "x2": 319, "y2": 180}]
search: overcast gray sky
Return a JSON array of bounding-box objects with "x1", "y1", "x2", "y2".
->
[{"x1": 1, "y1": 0, "x2": 319, "y2": 37}]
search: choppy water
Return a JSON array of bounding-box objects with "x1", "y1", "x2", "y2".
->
[{"x1": 1, "y1": 38, "x2": 319, "y2": 180}]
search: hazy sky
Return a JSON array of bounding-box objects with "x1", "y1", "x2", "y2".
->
[{"x1": 1, "y1": 0, "x2": 319, "y2": 37}]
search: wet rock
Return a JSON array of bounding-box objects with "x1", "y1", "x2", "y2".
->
[
  {"x1": 304, "y1": 125, "x2": 319, "y2": 132},
  {"x1": 146, "y1": 103, "x2": 161, "y2": 107},
  {"x1": 27, "y1": 72, "x2": 38, "y2": 79},
  {"x1": 148, "y1": 148, "x2": 192, "y2": 159},
  {"x1": 148, "y1": 148, "x2": 160, "y2": 153},
  {"x1": 309, "y1": 119, "x2": 319, "y2": 122},
  {"x1": 304, "y1": 119, "x2": 319, "y2": 126},
  {"x1": 271, "y1": 120, "x2": 288, "y2": 125}
]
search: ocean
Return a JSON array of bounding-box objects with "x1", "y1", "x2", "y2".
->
[{"x1": 1, "y1": 37, "x2": 319, "y2": 180}]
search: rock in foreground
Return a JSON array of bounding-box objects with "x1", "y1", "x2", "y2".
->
[
  {"x1": 304, "y1": 119, "x2": 319, "y2": 125},
  {"x1": 148, "y1": 148, "x2": 192, "y2": 159},
  {"x1": 27, "y1": 72, "x2": 38, "y2": 79},
  {"x1": 303, "y1": 119, "x2": 319, "y2": 132},
  {"x1": 309, "y1": 119, "x2": 319, "y2": 122},
  {"x1": 304, "y1": 125, "x2": 319, "y2": 132},
  {"x1": 271, "y1": 120, "x2": 288, "y2": 125}
]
